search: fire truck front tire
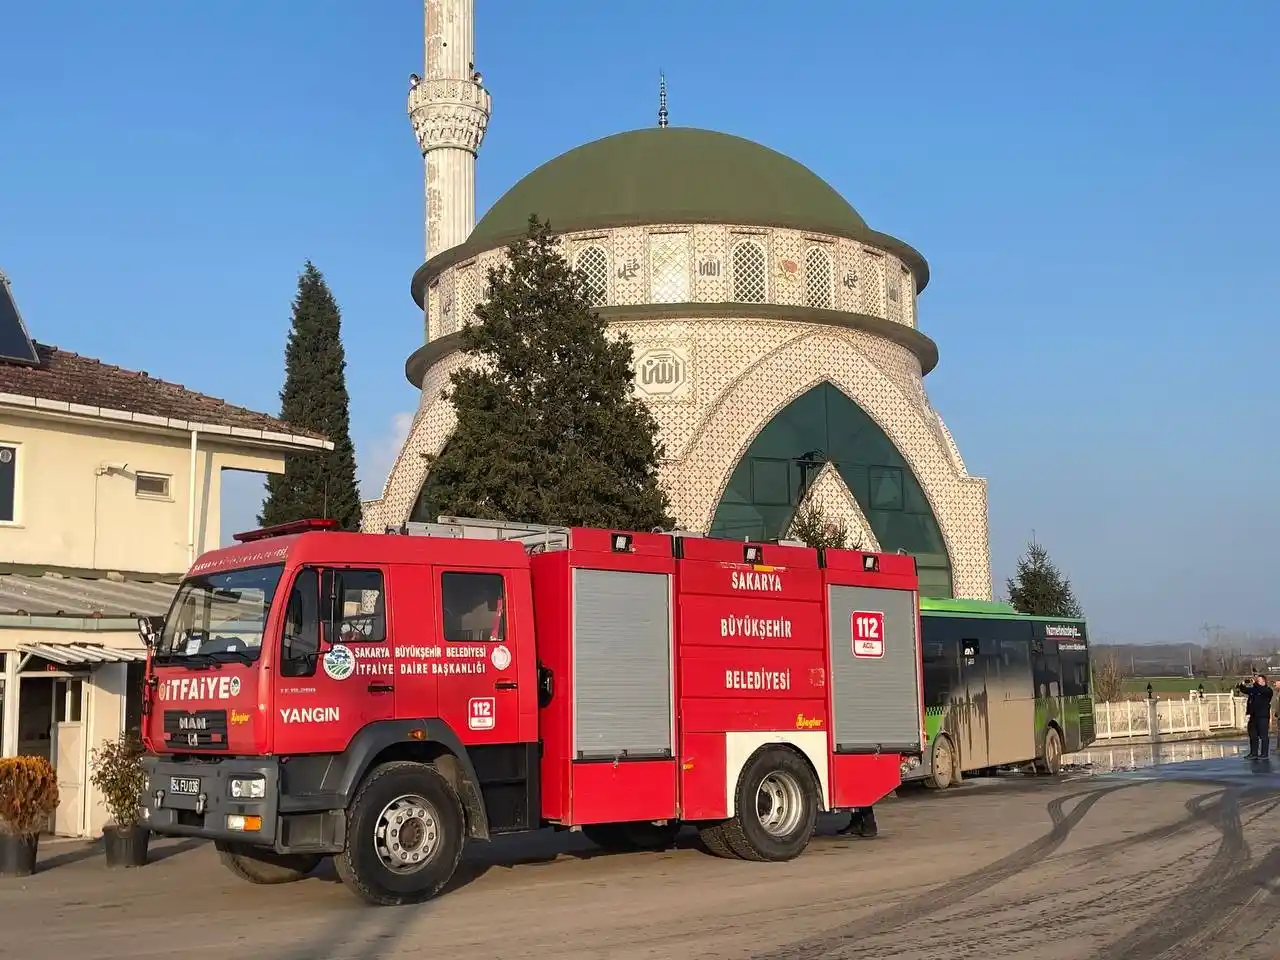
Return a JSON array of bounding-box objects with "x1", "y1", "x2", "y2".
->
[
  {"x1": 214, "y1": 843, "x2": 323, "y2": 884},
  {"x1": 334, "y1": 760, "x2": 466, "y2": 907},
  {"x1": 719, "y1": 747, "x2": 820, "y2": 863}
]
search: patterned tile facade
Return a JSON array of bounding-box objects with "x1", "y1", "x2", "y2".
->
[
  {"x1": 794, "y1": 463, "x2": 880, "y2": 552},
  {"x1": 363, "y1": 223, "x2": 991, "y2": 600}
]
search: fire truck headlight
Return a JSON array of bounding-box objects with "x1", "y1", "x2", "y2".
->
[{"x1": 229, "y1": 777, "x2": 266, "y2": 800}]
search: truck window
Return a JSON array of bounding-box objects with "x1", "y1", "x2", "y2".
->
[
  {"x1": 280, "y1": 569, "x2": 320, "y2": 678},
  {"x1": 336, "y1": 569, "x2": 386, "y2": 644},
  {"x1": 440, "y1": 572, "x2": 505, "y2": 642}
]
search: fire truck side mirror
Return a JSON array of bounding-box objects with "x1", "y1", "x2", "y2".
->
[
  {"x1": 318, "y1": 569, "x2": 340, "y2": 645},
  {"x1": 137, "y1": 616, "x2": 163, "y2": 650}
]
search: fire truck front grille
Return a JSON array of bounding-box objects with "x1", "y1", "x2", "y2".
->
[{"x1": 163, "y1": 710, "x2": 229, "y2": 751}]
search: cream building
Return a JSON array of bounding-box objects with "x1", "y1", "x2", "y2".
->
[
  {"x1": 362, "y1": 0, "x2": 991, "y2": 600},
  {"x1": 0, "y1": 271, "x2": 332, "y2": 837}
]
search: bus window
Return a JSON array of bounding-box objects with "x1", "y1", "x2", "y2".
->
[
  {"x1": 922, "y1": 637, "x2": 959, "y2": 707},
  {"x1": 1061, "y1": 651, "x2": 1090, "y2": 697}
]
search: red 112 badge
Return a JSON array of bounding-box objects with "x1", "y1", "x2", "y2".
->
[{"x1": 851, "y1": 611, "x2": 885, "y2": 658}]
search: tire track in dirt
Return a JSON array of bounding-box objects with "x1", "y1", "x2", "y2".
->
[
  {"x1": 1090, "y1": 789, "x2": 1252, "y2": 960},
  {"x1": 757, "y1": 783, "x2": 1280, "y2": 960},
  {"x1": 756, "y1": 783, "x2": 1134, "y2": 959}
]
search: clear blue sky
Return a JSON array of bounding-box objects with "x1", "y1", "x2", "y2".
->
[{"x1": 2, "y1": 1, "x2": 1276, "y2": 643}]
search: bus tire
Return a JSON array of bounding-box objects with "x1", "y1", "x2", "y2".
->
[
  {"x1": 1035, "y1": 727, "x2": 1064, "y2": 776},
  {"x1": 720, "y1": 747, "x2": 819, "y2": 863},
  {"x1": 925, "y1": 735, "x2": 957, "y2": 790},
  {"x1": 583, "y1": 821, "x2": 680, "y2": 853},
  {"x1": 333, "y1": 760, "x2": 465, "y2": 907},
  {"x1": 214, "y1": 842, "x2": 322, "y2": 884}
]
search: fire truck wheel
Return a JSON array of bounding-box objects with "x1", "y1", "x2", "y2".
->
[
  {"x1": 721, "y1": 747, "x2": 819, "y2": 863},
  {"x1": 925, "y1": 735, "x2": 956, "y2": 790},
  {"x1": 334, "y1": 760, "x2": 465, "y2": 907},
  {"x1": 582, "y1": 821, "x2": 680, "y2": 853},
  {"x1": 1035, "y1": 727, "x2": 1064, "y2": 776},
  {"x1": 696, "y1": 823, "x2": 741, "y2": 859},
  {"x1": 214, "y1": 842, "x2": 323, "y2": 884}
]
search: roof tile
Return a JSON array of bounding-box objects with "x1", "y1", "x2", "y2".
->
[{"x1": 0, "y1": 343, "x2": 326, "y2": 441}]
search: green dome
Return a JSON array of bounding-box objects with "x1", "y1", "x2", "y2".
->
[{"x1": 459, "y1": 127, "x2": 927, "y2": 288}]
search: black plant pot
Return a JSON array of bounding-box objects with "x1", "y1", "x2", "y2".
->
[
  {"x1": 0, "y1": 833, "x2": 39, "y2": 878},
  {"x1": 103, "y1": 824, "x2": 150, "y2": 868}
]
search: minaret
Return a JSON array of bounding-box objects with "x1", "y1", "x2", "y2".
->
[
  {"x1": 658, "y1": 72, "x2": 669, "y2": 128},
  {"x1": 408, "y1": 0, "x2": 492, "y2": 264}
]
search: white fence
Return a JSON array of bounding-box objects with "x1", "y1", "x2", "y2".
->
[{"x1": 1091, "y1": 693, "x2": 1245, "y2": 743}]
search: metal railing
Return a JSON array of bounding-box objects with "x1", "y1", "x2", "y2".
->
[{"x1": 1091, "y1": 693, "x2": 1245, "y2": 742}]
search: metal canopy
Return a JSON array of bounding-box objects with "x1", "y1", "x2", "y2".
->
[{"x1": 17, "y1": 642, "x2": 146, "y2": 668}]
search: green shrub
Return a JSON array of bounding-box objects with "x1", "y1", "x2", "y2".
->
[{"x1": 89, "y1": 732, "x2": 148, "y2": 829}]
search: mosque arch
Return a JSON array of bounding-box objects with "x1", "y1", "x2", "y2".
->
[{"x1": 708, "y1": 381, "x2": 953, "y2": 597}]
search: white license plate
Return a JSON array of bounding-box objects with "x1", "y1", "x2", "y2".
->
[{"x1": 170, "y1": 777, "x2": 201, "y2": 795}]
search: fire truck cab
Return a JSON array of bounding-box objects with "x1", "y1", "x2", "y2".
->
[{"x1": 139, "y1": 517, "x2": 924, "y2": 906}]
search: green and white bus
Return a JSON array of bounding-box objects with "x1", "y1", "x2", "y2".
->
[{"x1": 902, "y1": 597, "x2": 1096, "y2": 789}]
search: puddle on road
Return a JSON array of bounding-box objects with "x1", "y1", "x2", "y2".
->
[{"x1": 1065, "y1": 738, "x2": 1247, "y2": 776}]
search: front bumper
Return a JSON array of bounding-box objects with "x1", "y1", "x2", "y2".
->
[{"x1": 142, "y1": 756, "x2": 281, "y2": 845}]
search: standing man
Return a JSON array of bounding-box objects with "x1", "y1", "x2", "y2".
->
[{"x1": 1239, "y1": 674, "x2": 1274, "y2": 758}]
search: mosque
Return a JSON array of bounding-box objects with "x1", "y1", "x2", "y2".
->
[{"x1": 361, "y1": 0, "x2": 991, "y2": 600}]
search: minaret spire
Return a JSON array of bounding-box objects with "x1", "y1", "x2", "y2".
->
[
  {"x1": 408, "y1": 0, "x2": 492, "y2": 269},
  {"x1": 658, "y1": 72, "x2": 669, "y2": 129}
]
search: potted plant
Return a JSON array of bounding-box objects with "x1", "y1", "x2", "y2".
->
[
  {"x1": 88, "y1": 732, "x2": 151, "y2": 868},
  {"x1": 0, "y1": 756, "x2": 60, "y2": 877}
]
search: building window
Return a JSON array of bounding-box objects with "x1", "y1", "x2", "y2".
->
[
  {"x1": 576, "y1": 245, "x2": 609, "y2": 307},
  {"x1": 0, "y1": 442, "x2": 17, "y2": 524},
  {"x1": 648, "y1": 233, "x2": 690, "y2": 304},
  {"x1": 868, "y1": 465, "x2": 905, "y2": 511},
  {"x1": 135, "y1": 472, "x2": 172, "y2": 500},
  {"x1": 440, "y1": 571, "x2": 506, "y2": 642},
  {"x1": 731, "y1": 240, "x2": 766, "y2": 303},
  {"x1": 804, "y1": 247, "x2": 833, "y2": 309}
]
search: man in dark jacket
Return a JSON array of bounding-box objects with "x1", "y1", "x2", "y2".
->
[{"x1": 1238, "y1": 674, "x2": 1274, "y2": 758}]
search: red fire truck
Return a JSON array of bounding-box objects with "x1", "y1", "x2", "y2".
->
[{"x1": 138, "y1": 516, "x2": 924, "y2": 906}]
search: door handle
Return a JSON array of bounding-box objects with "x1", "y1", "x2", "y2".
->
[
  {"x1": 367, "y1": 683, "x2": 395, "y2": 694},
  {"x1": 494, "y1": 680, "x2": 518, "y2": 691}
]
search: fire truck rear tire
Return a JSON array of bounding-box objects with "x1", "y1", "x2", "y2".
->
[
  {"x1": 696, "y1": 823, "x2": 741, "y2": 859},
  {"x1": 720, "y1": 747, "x2": 820, "y2": 863},
  {"x1": 334, "y1": 760, "x2": 465, "y2": 907},
  {"x1": 214, "y1": 842, "x2": 323, "y2": 884}
]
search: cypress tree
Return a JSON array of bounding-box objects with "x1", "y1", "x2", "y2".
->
[
  {"x1": 422, "y1": 215, "x2": 673, "y2": 531},
  {"x1": 1006, "y1": 537, "x2": 1083, "y2": 618},
  {"x1": 259, "y1": 261, "x2": 362, "y2": 530}
]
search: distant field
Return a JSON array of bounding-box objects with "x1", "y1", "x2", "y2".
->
[{"x1": 1119, "y1": 676, "x2": 1242, "y2": 696}]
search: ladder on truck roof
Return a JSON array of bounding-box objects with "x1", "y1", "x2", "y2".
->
[{"x1": 384, "y1": 515, "x2": 725, "y2": 554}]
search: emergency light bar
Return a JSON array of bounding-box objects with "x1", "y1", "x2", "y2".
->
[{"x1": 232, "y1": 517, "x2": 340, "y2": 543}]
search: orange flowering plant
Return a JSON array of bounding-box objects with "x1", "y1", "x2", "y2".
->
[{"x1": 0, "y1": 756, "x2": 60, "y2": 836}]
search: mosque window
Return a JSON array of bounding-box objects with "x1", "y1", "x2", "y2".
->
[
  {"x1": 804, "y1": 248, "x2": 833, "y2": 309},
  {"x1": 731, "y1": 240, "x2": 766, "y2": 303},
  {"x1": 575, "y1": 245, "x2": 609, "y2": 306},
  {"x1": 648, "y1": 232, "x2": 690, "y2": 303}
]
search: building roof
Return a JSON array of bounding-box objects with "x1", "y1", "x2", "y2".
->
[
  {"x1": 435, "y1": 127, "x2": 927, "y2": 290},
  {"x1": 0, "y1": 342, "x2": 331, "y2": 446},
  {"x1": 0, "y1": 569, "x2": 178, "y2": 619}
]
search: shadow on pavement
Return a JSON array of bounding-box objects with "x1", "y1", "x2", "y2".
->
[{"x1": 37, "y1": 836, "x2": 205, "y2": 871}]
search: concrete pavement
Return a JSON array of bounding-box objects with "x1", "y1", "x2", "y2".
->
[{"x1": 3, "y1": 757, "x2": 1280, "y2": 959}]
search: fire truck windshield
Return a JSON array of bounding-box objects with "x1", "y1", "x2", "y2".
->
[{"x1": 154, "y1": 563, "x2": 285, "y2": 664}]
